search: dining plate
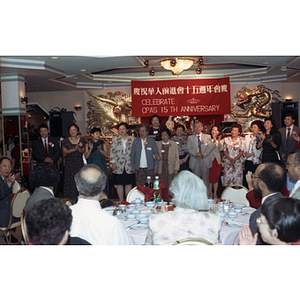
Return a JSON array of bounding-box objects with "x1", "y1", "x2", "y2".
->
[{"x1": 130, "y1": 224, "x2": 148, "y2": 230}]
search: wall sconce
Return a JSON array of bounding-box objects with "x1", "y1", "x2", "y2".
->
[
  {"x1": 285, "y1": 98, "x2": 292, "y2": 102},
  {"x1": 74, "y1": 105, "x2": 82, "y2": 111},
  {"x1": 20, "y1": 97, "x2": 28, "y2": 104}
]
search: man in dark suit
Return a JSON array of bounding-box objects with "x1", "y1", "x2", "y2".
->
[
  {"x1": 131, "y1": 123, "x2": 159, "y2": 186},
  {"x1": 249, "y1": 162, "x2": 287, "y2": 244},
  {"x1": 279, "y1": 112, "x2": 300, "y2": 162},
  {"x1": 32, "y1": 124, "x2": 61, "y2": 168},
  {"x1": 23, "y1": 162, "x2": 60, "y2": 215}
]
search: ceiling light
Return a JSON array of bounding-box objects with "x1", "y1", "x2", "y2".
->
[
  {"x1": 50, "y1": 57, "x2": 60, "y2": 60},
  {"x1": 149, "y1": 68, "x2": 155, "y2": 76},
  {"x1": 80, "y1": 69, "x2": 87, "y2": 72},
  {"x1": 161, "y1": 58, "x2": 194, "y2": 75}
]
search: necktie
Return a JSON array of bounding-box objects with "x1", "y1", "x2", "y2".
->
[
  {"x1": 44, "y1": 139, "x2": 48, "y2": 156},
  {"x1": 287, "y1": 127, "x2": 291, "y2": 146},
  {"x1": 197, "y1": 135, "x2": 202, "y2": 154}
]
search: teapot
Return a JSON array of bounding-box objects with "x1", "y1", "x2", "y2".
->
[{"x1": 113, "y1": 207, "x2": 124, "y2": 216}]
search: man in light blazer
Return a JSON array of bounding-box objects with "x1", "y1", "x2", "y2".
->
[
  {"x1": 279, "y1": 112, "x2": 300, "y2": 162},
  {"x1": 131, "y1": 123, "x2": 159, "y2": 186},
  {"x1": 187, "y1": 121, "x2": 215, "y2": 196},
  {"x1": 32, "y1": 124, "x2": 61, "y2": 168}
]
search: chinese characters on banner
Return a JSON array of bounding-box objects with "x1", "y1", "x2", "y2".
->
[{"x1": 131, "y1": 78, "x2": 231, "y2": 117}]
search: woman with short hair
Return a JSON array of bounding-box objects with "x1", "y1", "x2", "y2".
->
[
  {"x1": 171, "y1": 124, "x2": 190, "y2": 172},
  {"x1": 62, "y1": 123, "x2": 86, "y2": 203},
  {"x1": 223, "y1": 124, "x2": 245, "y2": 186},
  {"x1": 145, "y1": 171, "x2": 221, "y2": 245},
  {"x1": 148, "y1": 114, "x2": 168, "y2": 141},
  {"x1": 110, "y1": 122, "x2": 135, "y2": 203},
  {"x1": 155, "y1": 128, "x2": 179, "y2": 188},
  {"x1": 239, "y1": 197, "x2": 300, "y2": 245}
]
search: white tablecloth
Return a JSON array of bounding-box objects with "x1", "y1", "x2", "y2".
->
[{"x1": 122, "y1": 205, "x2": 255, "y2": 245}]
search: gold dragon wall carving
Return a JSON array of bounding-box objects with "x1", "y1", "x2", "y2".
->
[
  {"x1": 86, "y1": 90, "x2": 133, "y2": 137},
  {"x1": 229, "y1": 85, "x2": 282, "y2": 130}
]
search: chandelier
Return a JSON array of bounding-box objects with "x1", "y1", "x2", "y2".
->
[{"x1": 160, "y1": 58, "x2": 194, "y2": 75}]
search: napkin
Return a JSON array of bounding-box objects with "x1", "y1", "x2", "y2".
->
[{"x1": 137, "y1": 181, "x2": 165, "y2": 201}]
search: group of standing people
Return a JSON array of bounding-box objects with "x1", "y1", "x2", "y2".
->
[{"x1": 30, "y1": 123, "x2": 109, "y2": 204}]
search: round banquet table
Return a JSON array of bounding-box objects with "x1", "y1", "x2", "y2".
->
[{"x1": 122, "y1": 205, "x2": 255, "y2": 245}]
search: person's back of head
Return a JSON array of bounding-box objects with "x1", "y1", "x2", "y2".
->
[
  {"x1": 25, "y1": 198, "x2": 72, "y2": 245},
  {"x1": 169, "y1": 170, "x2": 209, "y2": 211},
  {"x1": 261, "y1": 197, "x2": 300, "y2": 243},
  {"x1": 74, "y1": 164, "x2": 106, "y2": 198},
  {"x1": 259, "y1": 162, "x2": 287, "y2": 193},
  {"x1": 30, "y1": 162, "x2": 60, "y2": 189}
]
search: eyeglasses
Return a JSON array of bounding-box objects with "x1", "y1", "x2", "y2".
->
[
  {"x1": 256, "y1": 216, "x2": 268, "y2": 226},
  {"x1": 285, "y1": 162, "x2": 298, "y2": 166}
]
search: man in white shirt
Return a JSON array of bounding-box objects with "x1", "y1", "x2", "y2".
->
[
  {"x1": 70, "y1": 164, "x2": 129, "y2": 245},
  {"x1": 286, "y1": 150, "x2": 300, "y2": 199},
  {"x1": 249, "y1": 162, "x2": 287, "y2": 244}
]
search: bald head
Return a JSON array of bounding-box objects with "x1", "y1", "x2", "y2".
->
[
  {"x1": 75, "y1": 164, "x2": 107, "y2": 198},
  {"x1": 256, "y1": 162, "x2": 287, "y2": 193}
]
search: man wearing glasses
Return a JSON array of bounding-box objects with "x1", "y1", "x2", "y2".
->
[{"x1": 249, "y1": 162, "x2": 287, "y2": 244}]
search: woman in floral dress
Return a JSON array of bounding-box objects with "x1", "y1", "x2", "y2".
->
[
  {"x1": 223, "y1": 124, "x2": 245, "y2": 186},
  {"x1": 110, "y1": 122, "x2": 135, "y2": 203},
  {"x1": 62, "y1": 124, "x2": 86, "y2": 204}
]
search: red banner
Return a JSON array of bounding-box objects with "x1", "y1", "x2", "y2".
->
[{"x1": 131, "y1": 77, "x2": 231, "y2": 117}]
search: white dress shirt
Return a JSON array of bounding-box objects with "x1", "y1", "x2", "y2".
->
[
  {"x1": 139, "y1": 138, "x2": 147, "y2": 168},
  {"x1": 70, "y1": 197, "x2": 129, "y2": 245}
]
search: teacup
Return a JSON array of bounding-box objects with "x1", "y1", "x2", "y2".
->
[
  {"x1": 132, "y1": 210, "x2": 140, "y2": 215},
  {"x1": 136, "y1": 213, "x2": 147, "y2": 220},
  {"x1": 146, "y1": 202, "x2": 155, "y2": 208},
  {"x1": 139, "y1": 217, "x2": 148, "y2": 224},
  {"x1": 234, "y1": 207, "x2": 242, "y2": 213},
  {"x1": 134, "y1": 198, "x2": 142, "y2": 205},
  {"x1": 127, "y1": 214, "x2": 136, "y2": 219},
  {"x1": 127, "y1": 204, "x2": 136, "y2": 210},
  {"x1": 227, "y1": 211, "x2": 237, "y2": 220},
  {"x1": 107, "y1": 210, "x2": 114, "y2": 215},
  {"x1": 169, "y1": 201, "x2": 174, "y2": 206},
  {"x1": 217, "y1": 212, "x2": 226, "y2": 222},
  {"x1": 118, "y1": 204, "x2": 126, "y2": 211}
]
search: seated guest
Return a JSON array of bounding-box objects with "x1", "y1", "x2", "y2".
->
[
  {"x1": 239, "y1": 197, "x2": 300, "y2": 245},
  {"x1": 25, "y1": 198, "x2": 90, "y2": 245},
  {"x1": 144, "y1": 171, "x2": 221, "y2": 245},
  {"x1": 70, "y1": 164, "x2": 129, "y2": 245},
  {"x1": 249, "y1": 162, "x2": 287, "y2": 244},
  {"x1": 245, "y1": 160, "x2": 289, "y2": 209},
  {"x1": 286, "y1": 150, "x2": 300, "y2": 199},
  {"x1": 0, "y1": 157, "x2": 17, "y2": 228},
  {"x1": 23, "y1": 162, "x2": 60, "y2": 215}
]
